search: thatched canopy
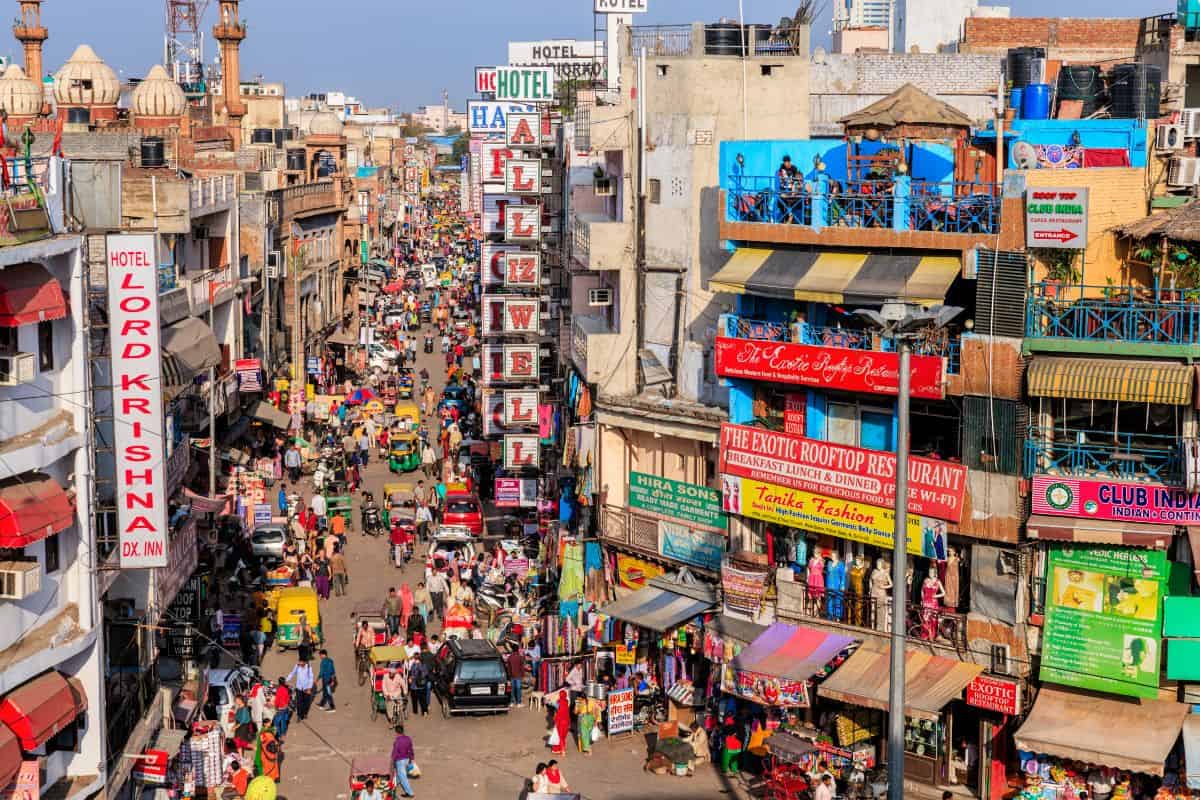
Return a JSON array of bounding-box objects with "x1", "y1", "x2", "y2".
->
[
  {"x1": 1114, "y1": 203, "x2": 1200, "y2": 243},
  {"x1": 839, "y1": 83, "x2": 973, "y2": 137}
]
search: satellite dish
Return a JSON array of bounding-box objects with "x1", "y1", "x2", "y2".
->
[
  {"x1": 1012, "y1": 141, "x2": 1038, "y2": 170},
  {"x1": 813, "y1": 45, "x2": 827, "y2": 64}
]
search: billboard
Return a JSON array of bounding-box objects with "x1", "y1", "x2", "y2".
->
[
  {"x1": 482, "y1": 242, "x2": 520, "y2": 288},
  {"x1": 504, "y1": 434, "x2": 540, "y2": 468},
  {"x1": 505, "y1": 112, "x2": 541, "y2": 148},
  {"x1": 595, "y1": 0, "x2": 648, "y2": 11},
  {"x1": 504, "y1": 203, "x2": 541, "y2": 242},
  {"x1": 495, "y1": 477, "x2": 538, "y2": 508},
  {"x1": 482, "y1": 195, "x2": 516, "y2": 236},
  {"x1": 504, "y1": 251, "x2": 541, "y2": 288},
  {"x1": 107, "y1": 234, "x2": 169, "y2": 568},
  {"x1": 475, "y1": 66, "x2": 556, "y2": 103},
  {"x1": 467, "y1": 101, "x2": 538, "y2": 134},
  {"x1": 482, "y1": 141, "x2": 514, "y2": 187},
  {"x1": 628, "y1": 472, "x2": 726, "y2": 530},
  {"x1": 1031, "y1": 475, "x2": 1200, "y2": 526},
  {"x1": 508, "y1": 39, "x2": 604, "y2": 81},
  {"x1": 505, "y1": 158, "x2": 543, "y2": 194},
  {"x1": 504, "y1": 298, "x2": 541, "y2": 333},
  {"x1": 503, "y1": 343, "x2": 540, "y2": 380}
]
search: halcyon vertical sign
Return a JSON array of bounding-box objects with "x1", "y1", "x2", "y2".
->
[{"x1": 107, "y1": 234, "x2": 169, "y2": 568}]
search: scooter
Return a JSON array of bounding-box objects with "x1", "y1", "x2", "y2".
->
[{"x1": 362, "y1": 505, "x2": 383, "y2": 537}]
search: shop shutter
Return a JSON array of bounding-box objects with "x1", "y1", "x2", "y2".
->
[
  {"x1": 961, "y1": 396, "x2": 1025, "y2": 475},
  {"x1": 973, "y1": 249, "x2": 1027, "y2": 338}
]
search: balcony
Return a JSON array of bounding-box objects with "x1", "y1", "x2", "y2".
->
[
  {"x1": 629, "y1": 23, "x2": 808, "y2": 58},
  {"x1": 190, "y1": 174, "x2": 235, "y2": 217},
  {"x1": 570, "y1": 212, "x2": 632, "y2": 271},
  {"x1": 1025, "y1": 283, "x2": 1200, "y2": 357},
  {"x1": 723, "y1": 314, "x2": 961, "y2": 374},
  {"x1": 0, "y1": 156, "x2": 59, "y2": 247},
  {"x1": 277, "y1": 180, "x2": 344, "y2": 220},
  {"x1": 1024, "y1": 425, "x2": 1184, "y2": 485},
  {"x1": 570, "y1": 314, "x2": 630, "y2": 389},
  {"x1": 720, "y1": 175, "x2": 1000, "y2": 252},
  {"x1": 185, "y1": 264, "x2": 235, "y2": 315},
  {"x1": 165, "y1": 435, "x2": 191, "y2": 496}
]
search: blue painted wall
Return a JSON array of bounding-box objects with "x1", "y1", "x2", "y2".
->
[
  {"x1": 719, "y1": 138, "x2": 957, "y2": 190},
  {"x1": 975, "y1": 118, "x2": 1148, "y2": 168}
]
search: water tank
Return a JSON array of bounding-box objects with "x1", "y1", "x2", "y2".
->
[
  {"x1": 705, "y1": 22, "x2": 744, "y2": 56},
  {"x1": 1057, "y1": 65, "x2": 1104, "y2": 117},
  {"x1": 1109, "y1": 63, "x2": 1162, "y2": 119},
  {"x1": 282, "y1": 128, "x2": 295, "y2": 141},
  {"x1": 1021, "y1": 83, "x2": 1052, "y2": 120},
  {"x1": 1007, "y1": 47, "x2": 1046, "y2": 89},
  {"x1": 273, "y1": 128, "x2": 285, "y2": 148},
  {"x1": 1009, "y1": 87, "x2": 1024, "y2": 118},
  {"x1": 285, "y1": 149, "x2": 305, "y2": 171},
  {"x1": 250, "y1": 128, "x2": 273, "y2": 144},
  {"x1": 140, "y1": 136, "x2": 165, "y2": 168},
  {"x1": 65, "y1": 106, "x2": 90, "y2": 124}
]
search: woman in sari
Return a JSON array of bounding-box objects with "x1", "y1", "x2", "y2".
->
[
  {"x1": 232, "y1": 696, "x2": 255, "y2": 753},
  {"x1": 253, "y1": 723, "x2": 281, "y2": 782},
  {"x1": 399, "y1": 584, "x2": 414, "y2": 632},
  {"x1": 575, "y1": 696, "x2": 597, "y2": 755},
  {"x1": 550, "y1": 689, "x2": 570, "y2": 756},
  {"x1": 544, "y1": 760, "x2": 570, "y2": 794}
]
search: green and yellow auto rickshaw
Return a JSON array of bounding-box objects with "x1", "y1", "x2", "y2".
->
[
  {"x1": 388, "y1": 433, "x2": 420, "y2": 473},
  {"x1": 273, "y1": 587, "x2": 322, "y2": 650}
]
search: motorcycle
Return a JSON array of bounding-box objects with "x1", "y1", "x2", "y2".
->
[{"x1": 362, "y1": 505, "x2": 383, "y2": 537}]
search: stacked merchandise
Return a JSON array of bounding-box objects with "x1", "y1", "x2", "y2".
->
[{"x1": 179, "y1": 720, "x2": 223, "y2": 789}]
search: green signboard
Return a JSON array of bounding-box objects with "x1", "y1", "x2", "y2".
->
[
  {"x1": 1040, "y1": 546, "x2": 1167, "y2": 699},
  {"x1": 628, "y1": 472, "x2": 726, "y2": 531},
  {"x1": 360, "y1": 240, "x2": 369, "y2": 265}
]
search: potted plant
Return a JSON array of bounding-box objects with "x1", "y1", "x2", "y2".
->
[{"x1": 1035, "y1": 249, "x2": 1080, "y2": 298}]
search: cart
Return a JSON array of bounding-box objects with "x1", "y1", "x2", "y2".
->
[
  {"x1": 368, "y1": 646, "x2": 409, "y2": 724},
  {"x1": 327, "y1": 495, "x2": 354, "y2": 531},
  {"x1": 348, "y1": 754, "x2": 396, "y2": 800}
]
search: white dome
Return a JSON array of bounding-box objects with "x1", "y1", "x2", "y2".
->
[
  {"x1": 307, "y1": 110, "x2": 343, "y2": 136},
  {"x1": 53, "y1": 44, "x2": 120, "y2": 107},
  {"x1": 132, "y1": 65, "x2": 184, "y2": 118},
  {"x1": 0, "y1": 65, "x2": 43, "y2": 116}
]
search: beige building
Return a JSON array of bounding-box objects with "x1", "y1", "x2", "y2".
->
[{"x1": 410, "y1": 102, "x2": 467, "y2": 134}]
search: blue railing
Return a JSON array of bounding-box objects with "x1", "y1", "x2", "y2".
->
[
  {"x1": 1026, "y1": 284, "x2": 1200, "y2": 345},
  {"x1": 1024, "y1": 426, "x2": 1184, "y2": 484},
  {"x1": 726, "y1": 175, "x2": 1000, "y2": 234},
  {"x1": 722, "y1": 316, "x2": 960, "y2": 374}
]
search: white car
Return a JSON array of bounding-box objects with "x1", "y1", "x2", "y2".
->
[
  {"x1": 367, "y1": 343, "x2": 401, "y2": 370},
  {"x1": 425, "y1": 527, "x2": 477, "y2": 574},
  {"x1": 205, "y1": 665, "x2": 259, "y2": 738}
]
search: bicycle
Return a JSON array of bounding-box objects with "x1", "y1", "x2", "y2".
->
[
  {"x1": 387, "y1": 693, "x2": 408, "y2": 726},
  {"x1": 356, "y1": 648, "x2": 371, "y2": 687}
]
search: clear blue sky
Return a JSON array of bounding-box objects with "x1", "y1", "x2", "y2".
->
[{"x1": 30, "y1": 0, "x2": 1164, "y2": 111}]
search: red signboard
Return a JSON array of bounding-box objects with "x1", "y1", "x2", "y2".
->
[
  {"x1": 714, "y1": 336, "x2": 945, "y2": 399},
  {"x1": 719, "y1": 423, "x2": 967, "y2": 522},
  {"x1": 965, "y1": 675, "x2": 1021, "y2": 716},
  {"x1": 784, "y1": 393, "x2": 806, "y2": 435}
]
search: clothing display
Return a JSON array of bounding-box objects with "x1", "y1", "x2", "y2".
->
[
  {"x1": 944, "y1": 551, "x2": 961, "y2": 609},
  {"x1": 826, "y1": 557, "x2": 846, "y2": 621},
  {"x1": 848, "y1": 560, "x2": 866, "y2": 625}
]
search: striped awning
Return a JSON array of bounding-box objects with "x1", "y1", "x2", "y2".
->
[
  {"x1": 1025, "y1": 514, "x2": 1174, "y2": 549},
  {"x1": 707, "y1": 247, "x2": 960, "y2": 305},
  {"x1": 817, "y1": 639, "x2": 983, "y2": 721},
  {"x1": 600, "y1": 585, "x2": 715, "y2": 633},
  {"x1": 1026, "y1": 357, "x2": 1193, "y2": 405}
]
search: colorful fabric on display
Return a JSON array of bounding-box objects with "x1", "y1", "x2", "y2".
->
[
  {"x1": 722, "y1": 562, "x2": 771, "y2": 616},
  {"x1": 558, "y1": 542, "x2": 584, "y2": 600}
]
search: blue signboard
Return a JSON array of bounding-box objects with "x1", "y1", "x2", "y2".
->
[
  {"x1": 467, "y1": 100, "x2": 538, "y2": 134},
  {"x1": 658, "y1": 521, "x2": 725, "y2": 572},
  {"x1": 306, "y1": 356, "x2": 320, "y2": 375}
]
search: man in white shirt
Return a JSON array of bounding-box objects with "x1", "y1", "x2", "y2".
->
[
  {"x1": 310, "y1": 492, "x2": 327, "y2": 523},
  {"x1": 814, "y1": 773, "x2": 835, "y2": 800},
  {"x1": 287, "y1": 658, "x2": 315, "y2": 721}
]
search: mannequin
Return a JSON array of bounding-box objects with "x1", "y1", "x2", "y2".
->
[
  {"x1": 944, "y1": 547, "x2": 961, "y2": 610},
  {"x1": 825, "y1": 552, "x2": 846, "y2": 622},
  {"x1": 794, "y1": 535, "x2": 808, "y2": 571},
  {"x1": 848, "y1": 555, "x2": 867, "y2": 625},
  {"x1": 806, "y1": 552, "x2": 825, "y2": 616},
  {"x1": 920, "y1": 569, "x2": 946, "y2": 640},
  {"x1": 869, "y1": 557, "x2": 892, "y2": 632}
]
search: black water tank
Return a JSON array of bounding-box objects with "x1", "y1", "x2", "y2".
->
[
  {"x1": 705, "y1": 22, "x2": 744, "y2": 56},
  {"x1": 1057, "y1": 65, "x2": 1104, "y2": 117},
  {"x1": 273, "y1": 128, "x2": 285, "y2": 148},
  {"x1": 66, "y1": 106, "x2": 90, "y2": 124},
  {"x1": 1007, "y1": 46, "x2": 1046, "y2": 88},
  {"x1": 140, "y1": 136, "x2": 165, "y2": 168},
  {"x1": 250, "y1": 128, "x2": 273, "y2": 144},
  {"x1": 1109, "y1": 63, "x2": 1162, "y2": 118},
  {"x1": 285, "y1": 149, "x2": 305, "y2": 171},
  {"x1": 282, "y1": 128, "x2": 295, "y2": 141}
]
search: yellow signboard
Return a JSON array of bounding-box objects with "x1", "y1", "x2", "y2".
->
[
  {"x1": 722, "y1": 475, "x2": 927, "y2": 555},
  {"x1": 616, "y1": 554, "x2": 665, "y2": 590}
]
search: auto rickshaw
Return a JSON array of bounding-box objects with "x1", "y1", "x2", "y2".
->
[
  {"x1": 348, "y1": 754, "x2": 396, "y2": 799},
  {"x1": 273, "y1": 587, "x2": 322, "y2": 650},
  {"x1": 398, "y1": 371, "x2": 414, "y2": 400},
  {"x1": 368, "y1": 646, "x2": 409, "y2": 724},
  {"x1": 393, "y1": 401, "x2": 421, "y2": 433},
  {"x1": 389, "y1": 433, "x2": 420, "y2": 473}
]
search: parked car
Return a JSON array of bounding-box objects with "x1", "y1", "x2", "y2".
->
[
  {"x1": 204, "y1": 665, "x2": 259, "y2": 738},
  {"x1": 441, "y1": 491, "x2": 483, "y2": 537},
  {"x1": 432, "y1": 638, "x2": 511, "y2": 716},
  {"x1": 425, "y1": 527, "x2": 477, "y2": 573},
  {"x1": 250, "y1": 523, "x2": 288, "y2": 561}
]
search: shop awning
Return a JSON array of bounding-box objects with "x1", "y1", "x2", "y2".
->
[
  {"x1": 732, "y1": 623, "x2": 857, "y2": 682},
  {"x1": 707, "y1": 247, "x2": 960, "y2": 305},
  {"x1": 1014, "y1": 685, "x2": 1187, "y2": 776},
  {"x1": 1026, "y1": 514, "x2": 1174, "y2": 549},
  {"x1": 709, "y1": 614, "x2": 770, "y2": 647},
  {"x1": 600, "y1": 585, "x2": 715, "y2": 632},
  {"x1": 162, "y1": 317, "x2": 221, "y2": 386},
  {"x1": 817, "y1": 640, "x2": 983, "y2": 721},
  {"x1": 248, "y1": 400, "x2": 292, "y2": 430},
  {"x1": 327, "y1": 329, "x2": 357, "y2": 347},
  {"x1": 0, "y1": 671, "x2": 88, "y2": 751},
  {"x1": 1026, "y1": 357, "x2": 1193, "y2": 405},
  {"x1": 0, "y1": 475, "x2": 75, "y2": 548},
  {"x1": 182, "y1": 489, "x2": 231, "y2": 515},
  {"x1": 0, "y1": 264, "x2": 68, "y2": 327}
]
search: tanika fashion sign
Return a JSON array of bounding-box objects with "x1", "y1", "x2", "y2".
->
[
  {"x1": 713, "y1": 336, "x2": 945, "y2": 399},
  {"x1": 107, "y1": 234, "x2": 169, "y2": 568}
]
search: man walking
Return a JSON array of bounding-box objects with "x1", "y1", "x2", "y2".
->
[
  {"x1": 426, "y1": 570, "x2": 448, "y2": 621},
  {"x1": 358, "y1": 430, "x2": 371, "y2": 465},
  {"x1": 420, "y1": 440, "x2": 436, "y2": 479},
  {"x1": 384, "y1": 587, "x2": 401, "y2": 637},
  {"x1": 415, "y1": 502, "x2": 432, "y2": 544},
  {"x1": 408, "y1": 658, "x2": 430, "y2": 718},
  {"x1": 310, "y1": 491, "x2": 327, "y2": 529},
  {"x1": 506, "y1": 645, "x2": 524, "y2": 708},
  {"x1": 284, "y1": 444, "x2": 302, "y2": 483},
  {"x1": 317, "y1": 649, "x2": 337, "y2": 712},
  {"x1": 390, "y1": 725, "x2": 416, "y2": 798},
  {"x1": 272, "y1": 678, "x2": 292, "y2": 738},
  {"x1": 287, "y1": 657, "x2": 315, "y2": 721}
]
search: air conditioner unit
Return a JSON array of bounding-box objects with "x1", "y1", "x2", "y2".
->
[
  {"x1": 989, "y1": 643, "x2": 1012, "y2": 676},
  {"x1": 1157, "y1": 123, "x2": 1185, "y2": 152},
  {"x1": 0, "y1": 561, "x2": 40, "y2": 600},
  {"x1": 1183, "y1": 108, "x2": 1200, "y2": 139},
  {"x1": 593, "y1": 177, "x2": 615, "y2": 196},
  {"x1": 0, "y1": 352, "x2": 35, "y2": 386},
  {"x1": 588, "y1": 288, "x2": 613, "y2": 307},
  {"x1": 1168, "y1": 156, "x2": 1200, "y2": 188}
]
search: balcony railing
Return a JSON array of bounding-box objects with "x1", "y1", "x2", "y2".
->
[
  {"x1": 726, "y1": 175, "x2": 1000, "y2": 234},
  {"x1": 631, "y1": 24, "x2": 693, "y2": 57},
  {"x1": 722, "y1": 315, "x2": 961, "y2": 374},
  {"x1": 1024, "y1": 425, "x2": 1184, "y2": 484},
  {"x1": 1026, "y1": 283, "x2": 1200, "y2": 346},
  {"x1": 779, "y1": 582, "x2": 968, "y2": 649},
  {"x1": 190, "y1": 174, "x2": 235, "y2": 214}
]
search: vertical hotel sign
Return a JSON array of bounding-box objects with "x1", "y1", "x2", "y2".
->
[{"x1": 107, "y1": 234, "x2": 169, "y2": 568}]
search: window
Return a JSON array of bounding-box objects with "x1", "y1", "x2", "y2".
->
[
  {"x1": 648, "y1": 179, "x2": 661, "y2": 204},
  {"x1": 0, "y1": 327, "x2": 16, "y2": 355},
  {"x1": 44, "y1": 533, "x2": 59, "y2": 573},
  {"x1": 825, "y1": 400, "x2": 894, "y2": 451},
  {"x1": 37, "y1": 320, "x2": 52, "y2": 372},
  {"x1": 656, "y1": 65, "x2": 669, "y2": 77},
  {"x1": 761, "y1": 64, "x2": 783, "y2": 76},
  {"x1": 456, "y1": 658, "x2": 505, "y2": 682},
  {"x1": 961, "y1": 396, "x2": 1022, "y2": 475}
]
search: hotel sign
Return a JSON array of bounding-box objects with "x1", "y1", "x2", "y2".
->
[
  {"x1": 474, "y1": 66, "x2": 556, "y2": 103},
  {"x1": 713, "y1": 336, "x2": 945, "y2": 399},
  {"x1": 467, "y1": 101, "x2": 538, "y2": 134},
  {"x1": 107, "y1": 234, "x2": 169, "y2": 568}
]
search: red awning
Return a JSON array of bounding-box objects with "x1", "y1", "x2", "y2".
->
[
  {"x1": 0, "y1": 725, "x2": 20, "y2": 788},
  {"x1": 0, "y1": 264, "x2": 68, "y2": 327},
  {"x1": 0, "y1": 671, "x2": 88, "y2": 751},
  {"x1": 0, "y1": 476, "x2": 75, "y2": 549}
]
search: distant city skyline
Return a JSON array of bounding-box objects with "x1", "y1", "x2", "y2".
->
[{"x1": 21, "y1": 0, "x2": 1168, "y2": 111}]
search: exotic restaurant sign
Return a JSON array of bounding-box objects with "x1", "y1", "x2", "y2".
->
[
  {"x1": 713, "y1": 336, "x2": 945, "y2": 399},
  {"x1": 719, "y1": 423, "x2": 967, "y2": 522}
]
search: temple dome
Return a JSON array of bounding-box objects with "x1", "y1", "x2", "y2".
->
[
  {"x1": 53, "y1": 44, "x2": 120, "y2": 107},
  {"x1": 307, "y1": 110, "x2": 343, "y2": 136},
  {"x1": 0, "y1": 65, "x2": 43, "y2": 117},
  {"x1": 131, "y1": 65, "x2": 185, "y2": 118}
]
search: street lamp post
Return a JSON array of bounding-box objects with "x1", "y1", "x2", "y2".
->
[{"x1": 888, "y1": 340, "x2": 910, "y2": 800}]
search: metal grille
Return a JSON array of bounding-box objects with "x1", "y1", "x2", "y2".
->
[
  {"x1": 630, "y1": 25, "x2": 693, "y2": 57},
  {"x1": 974, "y1": 249, "x2": 1027, "y2": 338},
  {"x1": 573, "y1": 108, "x2": 590, "y2": 152},
  {"x1": 961, "y1": 396, "x2": 1023, "y2": 475}
]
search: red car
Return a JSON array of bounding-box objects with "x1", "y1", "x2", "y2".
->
[{"x1": 441, "y1": 491, "x2": 484, "y2": 536}]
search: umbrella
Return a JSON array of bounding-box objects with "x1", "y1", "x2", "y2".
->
[
  {"x1": 289, "y1": 436, "x2": 311, "y2": 448},
  {"x1": 382, "y1": 281, "x2": 404, "y2": 294}
]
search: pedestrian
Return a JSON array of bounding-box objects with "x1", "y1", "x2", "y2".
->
[
  {"x1": 314, "y1": 555, "x2": 331, "y2": 600},
  {"x1": 426, "y1": 570, "x2": 448, "y2": 620},
  {"x1": 420, "y1": 441, "x2": 436, "y2": 479},
  {"x1": 358, "y1": 779, "x2": 384, "y2": 800},
  {"x1": 506, "y1": 645, "x2": 524, "y2": 708},
  {"x1": 261, "y1": 611, "x2": 276, "y2": 652},
  {"x1": 284, "y1": 444, "x2": 302, "y2": 482},
  {"x1": 415, "y1": 502, "x2": 432, "y2": 543},
  {"x1": 390, "y1": 725, "x2": 417, "y2": 798},
  {"x1": 544, "y1": 760, "x2": 569, "y2": 794},
  {"x1": 400, "y1": 583, "x2": 414, "y2": 631},
  {"x1": 287, "y1": 657, "x2": 315, "y2": 721},
  {"x1": 277, "y1": 483, "x2": 289, "y2": 516},
  {"x1": 248, "y1": 680, "x2": 267, "y2": 732},
  {"x1": 412, "y1": 581, "x2": 431, "y2": 624},
  {"x1": 358, "y1": 430, "x2": 371, "y2": 465},
  {"x1": 271, "y1": 679, "x2": 291, "y2": 738},
  {"x1": 814, "y1": 773, "x2": 835, "y2": 800},
  {"x1": 232, "y1": 696, "x2": 255, "y2": 753},
  {"x1": 530, "y1": 763, "x2": 549, "y2": 794},
  {"x1": 330, "y1": 546, "x2": 348, "y2": 596},
  {"x1": 317, "y1": 649, "x2": 337, "y2": 712},
  {"x1": 407, "y1": 658, "x2": 430, "y2": 718},
  {"x1": 310, "y1": 491, "x2": 327, "y2": 527},
  {"x1": 253, "y1": 723, "x2": 281, "y2": 783},
  {"x1": 423, "y1": 385, "x2": 436, "y2": 417},
  {"x1": 224, "y1": 758, "x2": 252, "y2": 798},
  {"x1": 384, "y1": 587, "x2": 401, "y2": 636},
  {"x1": 549, "y1": 690, "x2": 569, "y2": 756}
]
